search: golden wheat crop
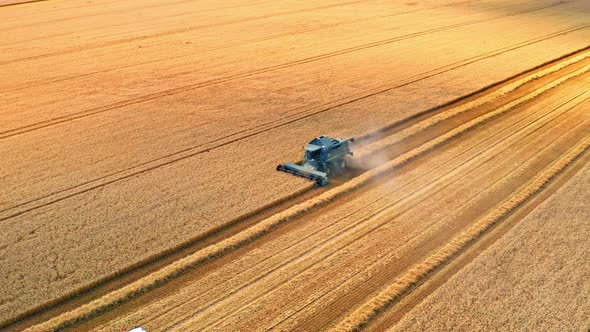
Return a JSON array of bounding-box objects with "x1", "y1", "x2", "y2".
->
[
  {"x1": 391, "y1": 159, "x2": 590, "y2": 331},
  {"x1": 5, "y1": 1, "x2": 590, "y2": 328},
  {"x1": 330, "y1": 137, "x2": 590, "y2": 332},
  {"x1": 26, "y1": 62, "x2": 590, "y2": 332}
]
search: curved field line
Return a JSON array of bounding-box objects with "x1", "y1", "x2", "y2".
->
[
  {"x1": 330, "y1": 136, "x2": 590, "y2": 332},
  {"x1": 0, "y1": 184, "x2": 313, "y2": 329},
  {"x1": 154, "y1": 88, "x2": 581, "y2": 328},
  {"x1": 3, "y1": 49, "x2": 589, "y2": 329},
  {"x1": 0, "y1": 0, "x2": 268, "y2": 19},
  {"x1": 0, "y1": 2, "x2": 540, "y2": 130},
  {"x1": 174, "y1": 85, "x2": 590, "y2": 330},
  {"x1": 0, "y1": 0, "x2": 485, "y2": 90},
  {"x1": 22, "y1": 58, "x2": 590, "y2": 332},
  {"x1": 0, "y1": 0, "x2": 48, "y2": 8},
  {"x1": 0, "y1": 0, "x2": 446, "y2": 48},
  {"x1": 261, "y1": 99, "x2": 590, "y2": 332},
  {"x1": 0, "y1": 0, "x2": 344, "y2": 32},
  {"x1": 0, "y1": 36, "x2": 586, "y2": 219},
  {"x1": 0, "y1": 0, "x2": 378, "y2": 63},
  {"x1": 2, "y1": 32, "x2": 589, "y2": 225},
  {"x1": 3, "y1": 48, "x2": 589, "y2": 328},
  {"x1": 0, "y1": 0, "x2": 277, "y2": 32},
  {"x1": 0, "y1": 0, "x2": 577, "y2": 138},
  {"x1": 0, "y1": 0, "x2": 157, "y2": 16},
  {"x1": 3, "y1": 22, "x2": 587, "y2": 150},
  {"x1": 2, "y1": 37, "x2": 589, "y2": 218},
  {"x1": 165, "y1": 95, "x2": 584, "y2": 331},
  {"x1": 144, "y1": 65, "x2": 590, "y2": 329},
  {"x1": 0, "y1": 0, "x2": 158, "y2": 23}
]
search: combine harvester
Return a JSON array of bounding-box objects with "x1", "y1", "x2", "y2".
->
[{"x1": 277, "y1": 135, "x2": 354, "y2": 187}]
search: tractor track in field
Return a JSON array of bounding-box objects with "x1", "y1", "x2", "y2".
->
[
  {"x1": 1, "y1": 34, "x2": 589, "y2": 228},
  {"x1": 0, "y1": 0, "x2": 276, "y2": 30},
  {"x1": 0, "y1": 0, "x2": 276, "y2": 29},
  {"x1": 8, "y1": 51, "x2": 590, "y2": 318},
  {"x1": 0, "y1": 0, "x2": 125, "y2": 12},
  {"x1": 2, "y1": 1, "x2": 582, "y2": 131},
  {"x1": 84, "y1": 70, "x2": 587, "y2": 332},
  {"x1": 0, "y1": 0, "x2": 582, "y2": 139},
  {"x1": 0, "y1": 0, "x2": 485, "y2": 88},
  {"x1": 0, "y1": 0, "x2": 372, "y2": 33},
  {"x1": 0, "y1": 0, "x2": 47, "y2": 8},
  {"x1": 0, "y1": 0, "x2": 381, "y2": 57},
  {"x1": 0, "y1": 0, "x2": 462, "y2": 47},
  {"x1": 287, "y1": 95, "x2": 590, "y2": 332},
  {"x1": 365, "y1": 146, "x2": 590, "y2": 331},
  {"x1": 0, "y1": 0, "x2": 484, "y2": 49},
  {"x1": 11, "y1": 47, "x2": 590, "y2": 331},
  {"x1": 0, "y1": 0, "x2": 291, "y2": 20},
  {"x1": 158, "y1": 85, "x2": 590, "y2": 332},
  {"x1": 332, "y1": 139, "x2": 590, "y2": 332}
]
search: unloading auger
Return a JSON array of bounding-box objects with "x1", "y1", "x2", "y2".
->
[{"x1": 277, "y1": 135, "x2": 354, "y2": 187}]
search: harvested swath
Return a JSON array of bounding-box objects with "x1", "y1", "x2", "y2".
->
[
  {"x1": 330, "y1": 137, "x2": 590, "y2": 332},
  {"x1": 356, "y1": 58, "x2": 590, "y2": 163},
  {"x1": 25, "y1": 63, "x2": 590, "y2": 332},
  {"x1": 91, "y1": 82, "x2": 590, "y2": 331},
  {"x1": 5, "y1": 2, "x2": 590, "y2": 325},
  {"x1": 0, "y1": 184, "x2": 313, "y2": 329},
  {"x1": 390, "y1": 161, "x2": 590, "y2": 331},
  {"x1": 9, "y1": 53, "x2": 589, "y2": 332},
  {"x1": 13, "y1": 53, "x2": 589, "y2": 332},
  {"x1": 155, "y1": 95, "x2": 590, "y2": 331},
  {"x1": 394, "y1": 157, "x2": 590, "y2": 332}
]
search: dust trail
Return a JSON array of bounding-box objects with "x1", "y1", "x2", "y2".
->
[{"x1": 330, "y1": 136, "x2": 590, "y2": 332}]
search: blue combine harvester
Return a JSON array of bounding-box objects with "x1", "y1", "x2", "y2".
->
[{"x1": 277, "y1": 135, "x2": 355, "y2": 187}]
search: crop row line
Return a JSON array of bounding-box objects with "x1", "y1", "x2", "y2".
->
[
  {"x1": 23, "y1": 53, "x2": 590, "y2": 332},
  {"x1": 330, "y1": 134, "x2": 590, "y2": 332},
  {"x1": 2, "y1": 0, "x2": 454, "y2": 48},
  {"x1": 5, "y1": 46, "x2": 558, "y2": 331},
  {"x1": 0, "y1": 0, "x2": 278, "y2": 32},
  {"x1": 0, "y1": 1, "x2": 576, "y2": 139},
  {"x1": 4, "y1": 45, "x2": 587, "y2": 329},
  {"x1": 256, "y1": 88, "x2": 590, "y2": 332},
  {"x1": 357, "y1": 63, "x2": 590, "y2": 159},
  {"x1": 156, "y1": 64, "x2": 590, "y2": 330},
  {"x1": 0, "y1": 0, "x2": 150, "y2": 15},
  {"x1": 0, "y1": 0, "x2": 49, "y2": 9},
  {"x1": 0, "y1": 0, "x2": 382, "y2": 63},
  {"x1": 3, "y1": 46, "x2": 587, "y2": 330},
  {"x1": 3, "y1": 29, "x2": 588, "y2": 227},
  {"x1": 191, "y1": 94, "x2": 587, "y2": 331},
  {"x1": 1, "y1": 0, "x2": 484, "y2": 91}
]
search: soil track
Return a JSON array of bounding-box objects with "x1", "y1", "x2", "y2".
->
[{"x1": 2, "y1": 0, "x2": 590, "y2": 330}]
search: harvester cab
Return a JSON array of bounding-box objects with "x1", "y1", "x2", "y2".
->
[{"x1": 277, "y1": 135, "x2": 355, "y2": 188}]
